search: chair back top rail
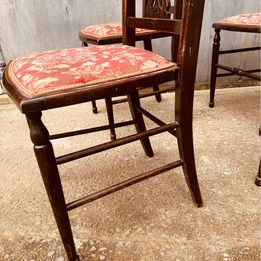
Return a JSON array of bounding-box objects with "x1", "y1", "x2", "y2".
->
[{"x1": 127, "y1": 17, "x2": 182, "y2": 34}]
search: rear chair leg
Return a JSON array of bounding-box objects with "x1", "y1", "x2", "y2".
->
[
  {"x1": 105, "y1": 97, "x2": 116, "y2": 140},
  {"x1": 255, "y1": 160, "x2": 261, "y2": 186},
  {"x1": 26, "y1": 112, "x2": 79, "y2": 261},
  {"x1": 91, "y1": 100, "x2": 98, "y2": 114},
  {"x1": 209, "y1": 29, "x2": 221, "y2": 108},
  {"x1": 128, "y1": 91, "x2": 154, "y2": 157},
  {"x1": 82, "y1": 41, "x2": 99, "y2": 115}
]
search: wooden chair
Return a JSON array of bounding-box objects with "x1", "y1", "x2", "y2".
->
[
  {"x1": 3, "y1": 0, "x2": 205, "y2": 260},
  {"x1": 209, "y1": 13, "x2": 261, "y2": 108}
]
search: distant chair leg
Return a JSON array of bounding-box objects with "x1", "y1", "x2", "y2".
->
[
  {"x1": 143, "y1": 38, "x2": 162, "y2": 102},
  {"x1": 91, "y1": 100, "x2": 98, "y2": 114},
  {"x1": 255, "y1": 159, "x2": 261, "y2": 186},
  {"x1": 128, "y1": 91, "x2": 154, "y2": 157},
  {"x1": 82, "y1": 41, "x2": 99, "y2": 114},
  {"x1": 209, "y1": 29, "x2": 221, "y2": 108},
  {"x1": 105, "y1": 97, "x2": 116, "y2": 140},
  {"x1": 256, "y1": 127, "x2": 261, "y2": 186}
]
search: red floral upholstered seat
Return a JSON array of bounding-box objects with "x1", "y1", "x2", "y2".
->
[
  {"x1": 79, "y1": 22, "x2": 156, "y2": 44},
  {"x1": 213, "y1": 13, "x2": 261, "y2": 33},
  {"x1": 7, "y1": 45, "x2": 176, "y2": 100}
]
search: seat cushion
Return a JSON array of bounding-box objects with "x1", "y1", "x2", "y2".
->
[
  {"x1": 7, "y1": 45, "x2": 176, "y2": 98},
  {"x1": 79, "y1": 22, "x2": 155, "y2": 42},
  {"x1": 213, "y1": 13, "x2": 261, "y2": 33}
]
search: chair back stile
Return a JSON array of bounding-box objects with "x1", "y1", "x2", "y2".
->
[{"x1": 175, "y1": 0, "x2": 205, "y2": 125}]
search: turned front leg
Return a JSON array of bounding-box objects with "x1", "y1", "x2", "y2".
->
[{"x1": 26, "y1": 112, "x2": 79, "y2": 261}]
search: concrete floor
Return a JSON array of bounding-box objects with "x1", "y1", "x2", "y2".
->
[{"x1": 0, "y1": 86, "x2": 260, "y2": 261}]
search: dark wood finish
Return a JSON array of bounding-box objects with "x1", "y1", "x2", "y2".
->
[
  {"x1": 171, "y1": 0, "x2": 183, "y2": 62},
  {"x1": 256, "y1": 159, "x2": 261, "y2": 186},
  {"x1": 105, "y1": 97, "x2": 116, "y2": 140},
  {"x1": 144, "y1": 0, "x2": 171, "y2": 18},
  {"x1": 219, "y1": 46, "x2": 261, "y2": 54},
  {"x1": 174, "y1": 0, "x2": 205, "y2": 206},
  {"x1": 3, "y1": 0, "x2": 206, "y2": 259},
  {"x1": 137, "y1": 106, "x2": 177, "y2": 137},
  {"x1": 91, "y1": 100, "x2": 98, "y2": 113},
  {"x1": 217, "y1": 69, "x2": 261, "y2": 78},
  {"x1": 26, "y1": 112, "x2": 79, "y2": 261},
  {"x1": 209, "y1": 22, "x2": 261, "y2": 108},
  {"x1": 216, "y1": 64, "x2": 261, "y2": 80},
  {"x1": 67, "y1": 160, "x2": 184, "y2": 211},
  {"x1": 79, "y1": 30, "x2": 173, "y2": 45},
  {"x1": 128, "y1": 91, "x2": 154, "y2": 157},
  {"x1": 209, "y1": 29, "x2": 221, "y2": 108},
  {"x1": 56, "y1": 123, "x2": 177, "y2": 166},
  {"x1": 127, "y1": 17, "x2": 182, "y2": 34},
  {"x1": 111, "y1": 84, "x2": 175, "y2": 104},
  {"x1": 213, "y1": 21, "x2": 261, "y2": 34},
  {"x1": 256, "y1": 128, "x2": 261, "y2": 186},
  {"x1": 143, "y1": 38, "x2": 162, "y2": 102},
  {"x1": 50, "y1": 120, "x2": 135, "y2": 140}
]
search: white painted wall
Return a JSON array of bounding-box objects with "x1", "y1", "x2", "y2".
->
[{"x1": 0, "y1": 0, "x2": 260, "y2": 82}]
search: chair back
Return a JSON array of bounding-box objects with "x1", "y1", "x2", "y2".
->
[{"x1": 123, "y1": 0, "x2": 205, "y2": 121}]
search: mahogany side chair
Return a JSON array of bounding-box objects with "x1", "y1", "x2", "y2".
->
[
  {"x1": 3, "y1": 0, "x2": 205, "y2": 260},
  {"x1": 209, "y1": 13, "x2": 261, "y2": 108}
]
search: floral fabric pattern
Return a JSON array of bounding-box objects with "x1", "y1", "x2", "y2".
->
[
  {"x1": 80, "y1": 22, "x2": 154, "y2": 39},
  {"x1": 8, "y1": 45, "x2": 176, "y2": 98},
  {"x1": 218, "y1": 13, "x2": 261, "y2": 26}
]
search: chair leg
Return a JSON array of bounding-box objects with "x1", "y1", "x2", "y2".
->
[
  {"x1": 82, "y1": 41, "x2": 99, "y2": 115},
  {"x1": 176, "y1": 122, "x2": 203, "y2": 207},
  {"x1": 26, "y1": 112, "x2": 79, "y2": 261},
  {"x1": 255, "y1": 159, "x2": 261, "y2": 186},
  {"x1": 209, "y1": 29, "x2": 221, "y2": 108},
  {"x1": 143, "y1": 38, "x2": 162, "y2": 102},
  {"x1": 128, "y1": 91, "x2": 154, "y2": 157},
  {"x1": 256, "y1": 127, "x2": 261, "y2": 186},
  {"x1": 91, "y1": 100, "x2": 98, "y2": 114},
  {"x1": 105, "y1": 97, "x2": 116, "y2": 140}
]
